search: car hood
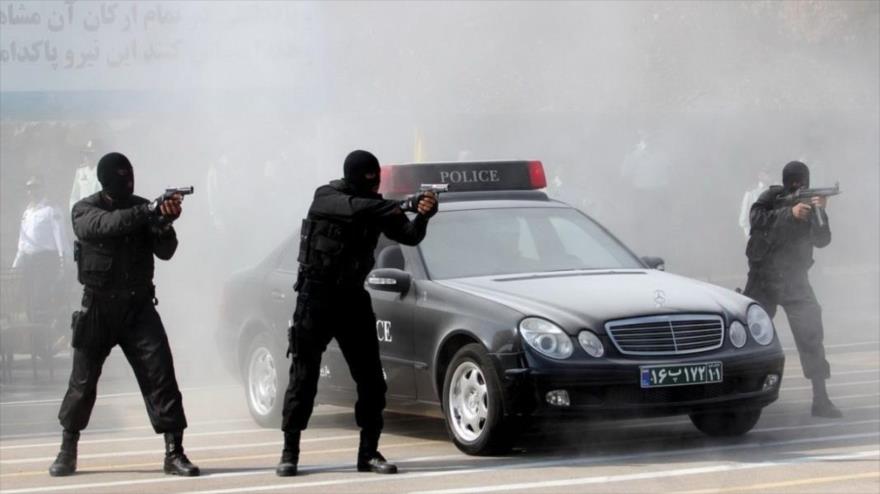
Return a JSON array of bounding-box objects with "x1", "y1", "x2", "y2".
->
[{"x1": 436, "y1": 269, "x2": 750, "y2": 334}]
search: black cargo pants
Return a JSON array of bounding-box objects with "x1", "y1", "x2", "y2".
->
[
  {"x1": 744, "y1": 271, "x2": 830, "y2": 380},
  {"x1": 58, "y1": 290, "x2": 188, "y2": 433},
  {"x1": 281, "y1": 286, "x2": 386, "y2": 433}
]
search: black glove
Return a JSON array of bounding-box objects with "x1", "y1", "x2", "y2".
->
[
  {"x1": 398, "y1": 194, "x2": 420, "y2": 213},
  {"x1": 399, "y1": 193, "x2": 439, "y2": 217},
  {"x1": 147, "y1": 195, "x2": 165, "y2": 215},
  {"x1": 145, "y1": 204, "x2": 175, "y2": 232}
]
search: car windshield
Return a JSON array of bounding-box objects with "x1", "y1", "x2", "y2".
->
[{"x1": 419, "y1": 207, "x2": 643, "y2": 279}]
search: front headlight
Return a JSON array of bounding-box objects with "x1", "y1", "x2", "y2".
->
[
  {"x1": 519, "y1": 317, "x2": 573, "y2": 359},
  {"x1": 578, "y1": 330, "x2": 605, "y2": 357},
  {"x1": 747, "y1": 304, "x2": 775, "y2": 345},
  {"x1": 729, "y1": 320, "x2": 747, "y2": 348}
]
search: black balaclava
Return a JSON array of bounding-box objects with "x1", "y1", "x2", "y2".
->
[
  {"x1": 97, "y1": 152, "x2": 134, "y2": 201},
  {"x1": 782, "y1": 161, "x2": 809, "y2": 191},
  {"x1": 343, "y1": 150, "x2": 381, "y2": 195}
]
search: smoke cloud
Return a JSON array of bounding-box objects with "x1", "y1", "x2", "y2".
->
[{"x1": 1, "y1": 1, "x2": 877, "y2": 384}]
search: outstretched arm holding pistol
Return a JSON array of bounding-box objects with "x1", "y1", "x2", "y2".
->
[
  {"x1": 404, "y1": 189, "x2": 440, "y2": 216},
  {"x1": 398, "y1": 184, "x2": 447, "y2": 214},
  {"x1": 149, "y1": 187, "x2": 195, "y2": 225},
  {"x1": 378, "y1": 190, "x2": 438, "y2": 246},
  {"x1": 149, "y1": 187, "x2": 194, "y2": 259}
]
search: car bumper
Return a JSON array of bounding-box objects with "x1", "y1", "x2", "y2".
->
[{"x1": 497, "y1": 346, "x2": 785, "y2": 417}]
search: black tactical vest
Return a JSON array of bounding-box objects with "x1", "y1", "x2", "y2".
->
[
  {"x1": 746, "y1": 185, "x2": 819, "y2": 275},
  {"x1": 75, "y1": 232, "x2": 155, "y2": 289},
  {"x1": 297, "y1": 215, "x2": 377, "y2": 287}
]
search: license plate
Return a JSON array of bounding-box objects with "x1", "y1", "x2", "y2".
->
[{"x1": 640, "y1": 361, "x2": 723, "y2": 388}]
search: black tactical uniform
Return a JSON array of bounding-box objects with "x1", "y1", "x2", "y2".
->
[
  {"x1": 50, "y1": 153, "x2": 199, "y2": 477},
  {"x1": 744, "y1": 161, "x2": 840, "y2": 418},
  {"x1": 277, "y1": 150, "x2": 435, "y2": 476}
]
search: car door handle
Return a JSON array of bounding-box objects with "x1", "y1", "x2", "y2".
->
[{"x1": 271, "y1": 289, "x2": 287, "y2": 301}]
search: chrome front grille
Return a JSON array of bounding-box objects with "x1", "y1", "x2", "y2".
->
[{"x1": 605, "y1": 314, "x2": 724, "y2": 356}]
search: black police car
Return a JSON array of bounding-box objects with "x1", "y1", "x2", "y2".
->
[{"x1": 216, "y1": 161, "x2": 785, "y2": 455}]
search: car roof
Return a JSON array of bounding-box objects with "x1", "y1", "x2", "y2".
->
[{"x1": 434, "y1": 191, "x2": 572, "y2": 211}]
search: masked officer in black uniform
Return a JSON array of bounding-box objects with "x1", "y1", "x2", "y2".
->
[
  {"x1": 276, "y1": 150, "x2": 438, "y2": 477},
  {"x1": 49, "y1": 152, "x2": 200, "y2": 477},
  {"x1": 744, "y1": 160, "x2": 841, "y2": 418}
]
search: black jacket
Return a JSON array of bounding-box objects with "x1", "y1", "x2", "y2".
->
[
  {"x1": 299, "y1": 180, "x2": 428, "y2": 287},
  {"x1": 72, "y1": 192, "x2": 177, "y2": 289},
  {"x1": 746, "y1": 185, "x2": 831, "y2": 275}
]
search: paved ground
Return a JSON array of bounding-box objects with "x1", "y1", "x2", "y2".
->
[{"x1": 1, "y1": 327, "x2": 878, "y2": 493}]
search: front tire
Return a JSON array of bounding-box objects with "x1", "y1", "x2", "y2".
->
[
  {"x1": 689, "y1": 408, "x2": 762, "y2": 437},
  {"x1": 244, "y1": 332, "x2": 287, "y2": 428},
  {"x1": 442, "y1": 343, "x2": 517, "y2": 455}
]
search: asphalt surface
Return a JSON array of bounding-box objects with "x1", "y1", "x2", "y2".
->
[{"x1": 1, "y1": 325, "x2": 878, "y2": 493}]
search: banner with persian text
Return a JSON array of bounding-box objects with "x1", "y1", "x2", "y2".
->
[{"x1": 0, "y1": 0, "x2": 321, "y2": 92}]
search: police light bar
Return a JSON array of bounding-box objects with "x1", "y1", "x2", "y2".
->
[{"x1": 380, "y1": 160, "x2": 546, "y2": 197}]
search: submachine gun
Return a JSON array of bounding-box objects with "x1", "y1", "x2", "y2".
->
[
  {"x1": 399, "y1": 183, "x2": 449, "y2": 213},
  {"x1": 776, "y1": 182, "x2": 840, "y2": 228}
]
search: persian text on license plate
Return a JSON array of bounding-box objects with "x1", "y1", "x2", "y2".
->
[{"x1": 640, "y1": 362, "x2": 722, "y2": 388}]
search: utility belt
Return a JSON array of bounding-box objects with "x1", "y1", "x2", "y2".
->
[
  {"x1": 296, "y1": 275, "x2": 365, "y2": 297},
  {"x1": 72, "y1": 285, "x2": 157, "y2": 352},
  {"x1": 83, "y1": 284, "x2": 157, "y2": 305},
  {"x1": 748, "y1": 268, "x2": 784, "y2": 282},
  {"x1": 747, "y1": 268, "x2": 810, "y2": 290}
]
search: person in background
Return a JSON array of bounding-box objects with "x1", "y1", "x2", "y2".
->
[
  {"x1": 13, "y1": 175, "x2": 68, "y2": 324},
  {"x1": 69, "y1": 139, "x2": 102, "y2": 212},
  {"x1": 739, "y1": 169, "x2": 771, "y2": 239}
]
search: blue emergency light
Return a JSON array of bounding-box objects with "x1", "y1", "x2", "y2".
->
[{"x1": 379, "y1": 160, "x2": 546, "y2": 197}]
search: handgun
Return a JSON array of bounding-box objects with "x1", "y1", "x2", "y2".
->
[
  {"x1": 149, "y1": 186, "x2": 195, "y2": 218},
  {"x1": 399, "y1": 184, "x2": 448, "y2": 213},
  {"x1": 419, "y1": 183, "x2": 450, "y2": 194},
  {"x1": 163, "y1": 186, "x2": 195, "y2": 200}
]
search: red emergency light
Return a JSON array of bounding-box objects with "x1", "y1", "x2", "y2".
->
[
  {"x1": 527, "y1": 160, "x2": 547, "y2": 189},
  {"x1": 379, "y1": 160, "x2": 546, "y2": 197}
]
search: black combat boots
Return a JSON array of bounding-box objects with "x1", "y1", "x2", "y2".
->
[
  {"x1": 356, "y1": 429, "x2": 397, "y2": 474},
  {"x1": 48, "y1": 430, "x2": 79, "y2": 477},
  {"x1": 276, "y1": 431, "x2": 301, "y2": 477},
  {"x1": 163, "y1": 431, "x2": 200, "y2": 476},
  {"x1": 811, "y1": 379, "x2": 843, "y2": 418}
]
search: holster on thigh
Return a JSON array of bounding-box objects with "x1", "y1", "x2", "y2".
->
[{"x1": 71, "y1": 291, "x2": 110, "y2": 352}]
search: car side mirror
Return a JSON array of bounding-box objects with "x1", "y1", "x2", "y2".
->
[
  {"x1": 641, "y1": 256, "x2": 665, "y2": 271},
  {"x1": 376, "y1": 245, "x2": 405, "y2": 270},
  {"x1": 366, "y1": 268, "x2": 411, "y2": 294}
]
